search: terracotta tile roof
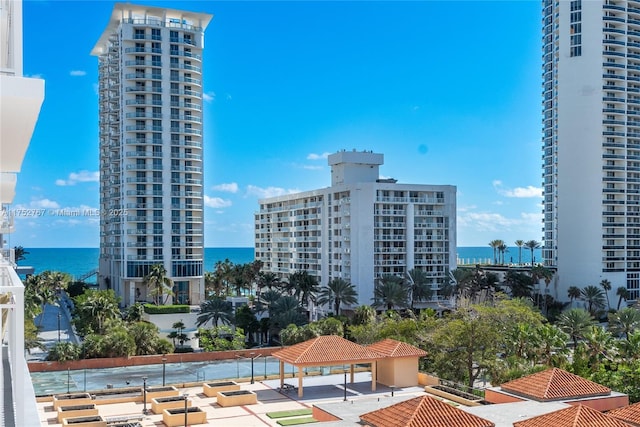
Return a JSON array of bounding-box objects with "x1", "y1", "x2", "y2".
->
[
  {"x1": 500, "y1": 368, "x2": 611, "y2": 401},
  {"x1": 513, "y1": 404, "x2": 631, "y2": 427},
  {"x1": 360, "y1": 395, "x2": 494, "y2": 427},
  {"x1": 366, "y1": 338, "x2": 428, "y2": 358},
  {"x1": 608, "y1": 402, "x2": 640, "y2": 426},
  {"x1": 271, "y1": 335, "x2": 381, "y2": 366}
]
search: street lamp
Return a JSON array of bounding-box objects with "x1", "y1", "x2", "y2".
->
[
  {"x1": 343, "y1": 369, "x2": 347, "y2": 402},
  {"x1": 162, "y1": 356, "x2": 167, "y2": 386},
  {"x1": 57, "y1": 312, "x2": 61, "y2": 343},
  {"x1": 250, "y1": 352, "x2": 255, "y2": 384},
  {"x1": 142, "y1": 376, "x2": 148, "y2": 415},
  {"x1": 183, "y1": 393, "x2": 189, "y2": 427}
]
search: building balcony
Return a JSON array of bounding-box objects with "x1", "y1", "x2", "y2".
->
[
  {"x1": 169, "y1": 63, "x2": 201, "y2": 73},
  {"x1": 170, "y1": 114, "x2": 202, "y2": 123},
  {"x1": 169, "y1": 50, "x2": 202, "y2": 60},
  {"x1": 170, "y1": 101, "x2": 201, "y2": 111},
  {"x1": 125, "y1": 99, "x2": 163, "y2": 106},
  {"x1": 125, "y1": 73, "x2": 162, "y2": 80},
  {"x1": 169, "y1": 127, "x2": 202, "y2": 135},
  {"x1": 125, "y1": 125, "x2": 163, "y2": 132},
  {"x1": 125, "y1": 86, "x2": 162, "y2": 93},
  {"x1": 125, "y1": 60, "x2": 162, "y2": 67},
  {"x1": 125, "y1": 112, "x2": 163, "y2": 119},
  {"x1": 125, "y1": 151, "x2": 162, "y2": 158}
]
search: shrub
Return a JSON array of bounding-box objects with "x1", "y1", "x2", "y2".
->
[{"x1": 143, "y1": 304, "x2": 190, "y2": 314}]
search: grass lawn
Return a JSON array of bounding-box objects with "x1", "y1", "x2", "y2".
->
[{"x1": 266, "y1": 409, "x2": 313, "y2": 419}]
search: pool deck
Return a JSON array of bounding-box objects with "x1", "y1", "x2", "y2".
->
[{"x1": 36, "y1": 372, "x2": 426, "y2": 426}]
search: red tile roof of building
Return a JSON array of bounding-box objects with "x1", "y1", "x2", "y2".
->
[
  {"x1": 500, "y1": 368, "x2": 611, "y2": 401},
  {"x1": 271, "y1": 335, "x2": 382, "y2": 366},
  {"x1": 608, "y1": 401, "x2": 640, "y2": 426},
  {"x1": 513, "y1": 404, "x2": 631, "y2": 427},
  {"x1": 360, "y1": 395, "x2": 494, "y2": 427},
  {"x1": 367, "y1": 338, "x2": 428, "y2": 358}
]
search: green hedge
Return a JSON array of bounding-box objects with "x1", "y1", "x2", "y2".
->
[{"x1": 143, "y1": 304, "x2": 190, "y2": 314}]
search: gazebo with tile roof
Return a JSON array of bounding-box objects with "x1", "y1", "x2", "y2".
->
[
  {"x1": 359, "y1": 395, "x2": 495, "y2": 427},
  {"x1": 367, "y1": 338, "x2": 427, "y2": 388},
  {"x1": 607, "y1": 401, "x2": 640, "y2": 426},
  {"x1": 271, "y1": 335, "x2": 382, "y2": 398},
  {"x1": 512, "y1": 404, "x2": 631, "y2": 427}
]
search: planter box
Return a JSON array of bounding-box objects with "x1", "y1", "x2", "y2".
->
[
  {"x1": 216, "y1": 390, "x2": 257, "y2": 407},
  {"x1": 90, "y1": 387, "x2": 142, "y2": 405},
  {"x1": 202, "y1": 381, "x2": 240, "y2": 397},
  {"x1": 57, "y1": 404, "x2": 98, "y2": 423},
  {"x1": 162, "y1": 407, "x2": 207, "y2": 427},
  {"x1": 425, "y1": 385, "x2": 484, "y2": 407},
  {"x1": 53, "y1": 393, "x2": 93, "y2": 410},
  {"x1": 151, "y1": 395, "x2": 192, "y2": 414},
  {"x1": 146, "y1": 385, "x2": 179, "y2": 403},
  {"x1": 61, "y1": 415, "x2": 107, "y2": 427}
]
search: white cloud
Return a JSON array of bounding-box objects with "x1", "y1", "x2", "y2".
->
[
  {"x1": 204, "y1": 195, "x2": 232, "y2": 208},
  {"x1": 307, "y1": 152, "x2": 331, "y2": 160},
  {"x1": 458, "y1": 209, "x2": 543, "y2": 233},
  {"x1": 56, "y1": 170, "x2": 99, "y2": 186},
  {"x1": 211, "y1": 182, "x2": 238, "y2": 193},
  {"x1": 246, "y1": 185, "x2": 300, "y2": 199},
  {"x1": 493, "y1": 180, "x2": 543, "y2": 198},
  {"x1": 26, "y1": 73, "x2": 43, "y2": 79},
  {"x1": 302, "y1": 165, "x2": 323, "y2": 170},
  {"x1": 203, "y1": 91, "x2": 215, "y2": 102},
  {"x1": 31, "y1": 198, "x2": 60, "y2": 209},
  {"x1": 70, "y1": 70, "x2": 86, "y2": 77}
]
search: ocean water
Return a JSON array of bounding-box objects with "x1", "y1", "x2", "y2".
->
[{"x1": 16, "y1": 246, "x2": 542, "y2": 281}]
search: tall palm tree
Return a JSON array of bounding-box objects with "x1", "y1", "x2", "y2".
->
[
  {"x1": 196, "y1": 297, "x2": 233, "y2": 327},
  {"x1": 488, "y1": 240, "x2": 501, "y2": 264},
  {"x1": 286, "y1": 271, "x2": 320, "y2": 308},
  {"x1": 406, "y1": 268, "x2": 433, "y2": 310},
  {"x1": 580, "y1": 285, "x2": 606, "y2": 316},
  {"x1": 600, "y1": 279, "x2": 612, "y2": 311},
  {"x1": 80, "y1": 292, "x2": 120, "y2": 334},
  {"x1": 497, "y1": 241, "x2": 508, "y2": 265},
  {"x1": 616, "y1": 286, "x2": 629, "y2": 310},
  {"x1": 256, "y1": 272, "x2": 281, "y2": 296},
  {"x1": 214, "y1": 258, "x2": 233, "y2": 295},
  {"x1": 144, "y1": 264, "x2": 173, "y2": 305},
  {"x1": 535, "y1": 323, "x2": 569, "y2": 366},
  {"x1": 608, "y1": 307, "x2": 640, "y2": 341},
  {"x1": 13, "y1": 245, "x2": 29, "y2": 262},
  {"x1": 524, "y1": 240, "x2": 541, "y2": 265},
  {"x1": 514, "y1": 240, "x2": 525, "y2": 265},
  {"x1": 567, "y1": 286, "x2": 581, "y2": 308},
  {"x1": 352, "y1": 305, "x2": 376, "y2": 325},
  {"x1": 556, "y1": 308, "x2": 594, "y2": 349},
  {"x1": 316, "y1": 278, "x2": 358, "y2": 315},
  {"x1": 372, "y1": 275, "x2": 409, "y2": 311},
  {"x1": 204, "y1": 271, "x2": 224, "y2": 297},
  {"x1": 270, "y1": 295, "x2": 306, "y2": 330}
]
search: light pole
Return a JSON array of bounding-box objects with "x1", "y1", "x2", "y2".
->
[
  {"x1": 142, "y1": 376, "x2": 148, "y2": 415},
  {"x1": 183, "y1": 393, "x2": 189, "y2": 427},
  {"x1": 162, "y1": 356, "x2": 167, "y2": 386},
  {"x1": 67, "y1": 368, "x2": 71, "y2": 393},
  {"x1": 250, "y1": 352, "x2": 255, "y2": 384},
  {"x1": 343, "y1": 369, "x2": 347, "y2": 402},
  {"x1": 57, "y1": 312, "x2": 61, "y2": 343}
]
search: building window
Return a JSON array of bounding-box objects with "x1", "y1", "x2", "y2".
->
[{"x1": 570, "y1": 46, "x2": 582, "y2": 57}]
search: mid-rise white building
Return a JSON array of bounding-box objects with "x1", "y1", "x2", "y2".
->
[
  {"x1": 255, "y1": 150, "x2": 457, "y2": 311},
  {"x1": 0, "y1": 0, "x2": 44, "y2": 423},
  {"x1": 92, "y1": 4, "x2": 212, "y2": 307},
  {"x1": 542, "y1": 0, "x2": 640, "y2": 303}
]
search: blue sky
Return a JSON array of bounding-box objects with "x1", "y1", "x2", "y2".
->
[{"x1": 10, "y1": 0, "x2": 543, "y2": 248}]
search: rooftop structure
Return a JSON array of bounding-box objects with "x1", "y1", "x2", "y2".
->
[
  {"x1": 255, "y1": 150, "x2": 457, "y2": 313},
  {"x1": 541, "y1": 0, "x2": 640, "y2": 303},
  {"x1": 513, "y1": 404, "x2": 631, "y2": 427},
  {"x1": 0, "y1": 0, "x2": 45, "y2": 424},
  {"x1": 92, "y1": 3, "x2": 212, "y2": 308}
]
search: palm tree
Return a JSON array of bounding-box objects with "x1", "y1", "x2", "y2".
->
[
  {"x1": 535, "y1": 323, "x2": 569, "y2": 366},
  {"x1": 514, "y1": 240, "x2": 525, "y2": 265},
  {"x1": 497, "y1": 241, "x2": 508, "y2": 265},
  {"x1": 204, "y1": 271, "x2": 224, "y2": 297},
  {"x1": 286, "y1": 271, "x2": 320, "y2": 308},
  {"x1": 352, "y1": 305, "x2": 376, "y2": 325},
  {"x1": 214, "y1": 259, "x2": 233, "y2": 295},
  {"x1": 270, "y1": 295, "x2": 306, "y2": 330},
  {"x1": 144, "y1": 264, "x2": 174, "y2": 305},
  {"x1": 13, "y1": 245, "x2": 29, "y2": 262},
  {"x1": 196, "y1": 297, "x2": 233, "y2": 327},
  {"x1": 504, "y1": 271, "x2": 534, "y2": 298},
  {"x1": 600, "y1": 279, "x2": 612, "y2": 311},
  {"x1": 567, "y1": 286, "x2": 581, "y2": 308},
  {"x1": 406, "y1": 268, "x2": 433, "y2": 310},
  {"x1": 80, "y1": 292, "x2": 120, "y2": 334},
  {"x1": 616, "y1": 286, "x2": 629, "y2": 310},
  {"x1": 317, "y1": 278, "x2": 358, "y2": 315},
  {"x1": 556, "y1": 308, "x2": 594, "y2": 349},
  {"x1": 608, "y1": 307, "x2": 640, "y2": 340},
  {"x1": 256, "y1": 272, "x2": 281, "y2": 297},
  {"x1": 524, "y1": 240, "x2": 541, "y2": 265},
  {"x1": 488, "y1": 240, "x2": 501, "y2": 264},
  {"x1": 372, "y1": 275, "x2": 409, "y2": 311},
  {"x1": 580, "y1": 285, "x2": 606, "y2": 316}
]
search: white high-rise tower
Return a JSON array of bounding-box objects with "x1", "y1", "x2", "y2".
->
[
  {"x1": 92, "y1": 4, "x2": 212, "y2": 307},
  {"x1": 542, "y1": 0, "x2": 640, "y2": 303}
]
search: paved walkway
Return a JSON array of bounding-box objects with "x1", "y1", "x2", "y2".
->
[{"x1": 28, "y1": 294, "x2": 78, "y2": 361}]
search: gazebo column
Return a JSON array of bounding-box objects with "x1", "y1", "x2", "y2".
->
[
  {"x1": 279, "y1": 360, "x2": 285, "y2": 388},
  {"x1": 371, "y1": 361, "x2": 377, "y2": 391},
  {"x1": 350, "y1": 364, "x2": 354, "y2": 383},
  {"x1": 298, "y1": 366, "x2": 304, "y2": 398}
]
